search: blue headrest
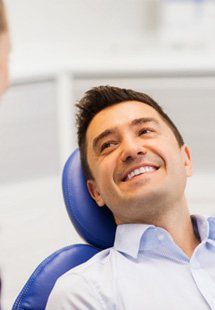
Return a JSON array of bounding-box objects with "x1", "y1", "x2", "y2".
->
[{"x1": 62, "y1": 148, "x2": 116, "y2": 249}]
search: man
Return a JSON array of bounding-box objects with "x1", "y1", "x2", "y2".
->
[{"x1": 47, "y1": 86, "x2": 215, "y2": 309}]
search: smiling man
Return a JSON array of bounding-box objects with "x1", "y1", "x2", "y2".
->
[{"x1": 47, "y1": 86, "x2": 215, "y2": 309}]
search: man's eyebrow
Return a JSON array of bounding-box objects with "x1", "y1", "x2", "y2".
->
[
  {"x1": 93, "y1": 128, "x2": 116, "y2": 150},
  {"x1": 131, "y1": 117, "x2": 160, "y2": 127},
  {"x1": 92, "y1": 118, "x2": 159, "y2": 150}
]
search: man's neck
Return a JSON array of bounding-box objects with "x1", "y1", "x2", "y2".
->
[
  {"x1": 117, "y1": 196, "x2": 201, "y2": 257},
  {"x1": 152, "y1": 206, "x2": 200, "y2": 258}
]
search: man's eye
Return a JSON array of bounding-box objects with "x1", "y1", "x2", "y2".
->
[
  {"x1": 100, "y1": 142, "x2": 115, "y2": 152},
  {"x1": 139, "y1": 128, "x2": 152, "y2": 135}
]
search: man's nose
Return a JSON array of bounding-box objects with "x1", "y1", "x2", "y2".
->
[{"x1": 120, "y1": 137, "x2": 146, "y2": 163}]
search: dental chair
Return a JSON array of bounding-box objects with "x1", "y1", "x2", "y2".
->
[{"x1": 12, "y1": 148, "x2": 116, "y2": 310}]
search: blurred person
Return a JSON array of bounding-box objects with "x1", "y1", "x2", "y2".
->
[
  {"x1": 0, "y1": 0, "x2": 10, "y2": 308},
  {"x1": 47, "y1": 86, "x2": 215, "y2": 309},
  {"x1": 0, "y1": 0, "x2": 10, "y2": 95}
]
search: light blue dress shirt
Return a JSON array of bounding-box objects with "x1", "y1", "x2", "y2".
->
[{"x1": 46, "y1": 215, "x2": 215, "y2": 309}]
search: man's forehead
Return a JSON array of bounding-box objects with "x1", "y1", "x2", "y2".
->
[{"x1": 86, "y1": 101, "x2": 163, "y2": 138}]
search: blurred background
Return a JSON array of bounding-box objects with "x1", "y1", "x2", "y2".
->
[{"x1": 0, "y1": 0, "x2": 215, "y2": 308}]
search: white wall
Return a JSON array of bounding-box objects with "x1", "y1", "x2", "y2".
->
[
  {"x1": 5, "y1": 0, "x2": 158, "y2": 61},
  {"x1": 5, "y1": 0, "x2": 215, "y2": 62}
]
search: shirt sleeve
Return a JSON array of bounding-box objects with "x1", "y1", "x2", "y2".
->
[{"x1": 45, "y1": 272, "x2": 104, "y2": 310}]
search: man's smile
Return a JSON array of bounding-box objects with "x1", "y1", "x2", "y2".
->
[{"x1": 121, "y1": 164, "x2": 160, "y2": 182}]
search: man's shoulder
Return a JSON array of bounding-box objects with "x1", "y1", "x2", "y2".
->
[
  {"x1": 46, "y1": 248, "x2": 114, "y2": 309},
  {"x1": 60, "y1": 247, "x2": 113, "y2": 281},
  {"x1": 49, "y1": 247, "x2": 115, "y2": 298}
]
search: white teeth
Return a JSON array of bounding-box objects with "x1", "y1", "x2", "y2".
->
[{"x1": 127, "y1": 166, "x2": 156, "y2": 180}]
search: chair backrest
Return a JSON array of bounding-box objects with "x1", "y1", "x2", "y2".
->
[
  {"x1": 12, "y1": 245, "x2": 99, "y2": 310},
  {"x1": 62, "y1": 148, "x2": 116, "y2": 248},
  {"x1": 12, "y1": 148, "x2": 116, "y2": 309}
]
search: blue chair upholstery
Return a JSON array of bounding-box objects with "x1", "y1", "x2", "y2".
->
[
  {"x1": 12, "y1": 245, "x2": 99, "y2": 310},
  {"x1": 12, "y1": 149, "x2": 116, "y2": 310},
  {"x1": 63, "y1": 148, "x2": 116, "y2": 249}
]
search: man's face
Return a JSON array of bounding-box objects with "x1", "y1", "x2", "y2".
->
[
  {"x1": 86, "y1": 101, "x2": 192, "y2": 224},
  {"x1": 0, "y1": 32, "x2": 10, "y2": 95}
]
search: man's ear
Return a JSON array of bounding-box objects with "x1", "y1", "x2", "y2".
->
[
  {"x1": 87, "y1": 179, "x2": 105, "y2": 207},
  {"x1": 181, "y1": 144, "x2": 192, "y2": 177}
]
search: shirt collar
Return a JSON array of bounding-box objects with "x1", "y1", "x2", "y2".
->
[
  {"x1": 192, "y1": 214, "x2": 215, "y2": 241},
  {"x1": 207, "y1": 216, "x2": 215, "y2": 240},
  {"x1": 114, "y1": 223, "x2": 154, "y2": 258},
  {"x1": 113, "y1": 215, "x2": 215, "y2": 258}
]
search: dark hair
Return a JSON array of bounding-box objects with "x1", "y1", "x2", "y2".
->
[{"x1": 76, "y1": 85, "x2": 184, "y2": 180}]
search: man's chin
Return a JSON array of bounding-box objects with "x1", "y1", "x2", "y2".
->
[{"x1": 122, "y1": 189, "x2": 163, "y2": 208}]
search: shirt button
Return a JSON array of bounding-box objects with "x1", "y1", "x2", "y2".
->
[
  {"x1": 157, "y1": 234, "x2": 165, "y2": 241},
  {"x1": 191, "y1": 261, "x2": 201, "y2": 269}
]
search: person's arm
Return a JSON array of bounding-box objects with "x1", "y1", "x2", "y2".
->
[
  {"x1": 0, "y1": 1, "x2": 10, "y2": 307},
  {"x1": 46, "y1": 273, "x2": 105, "y2": 310}
]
